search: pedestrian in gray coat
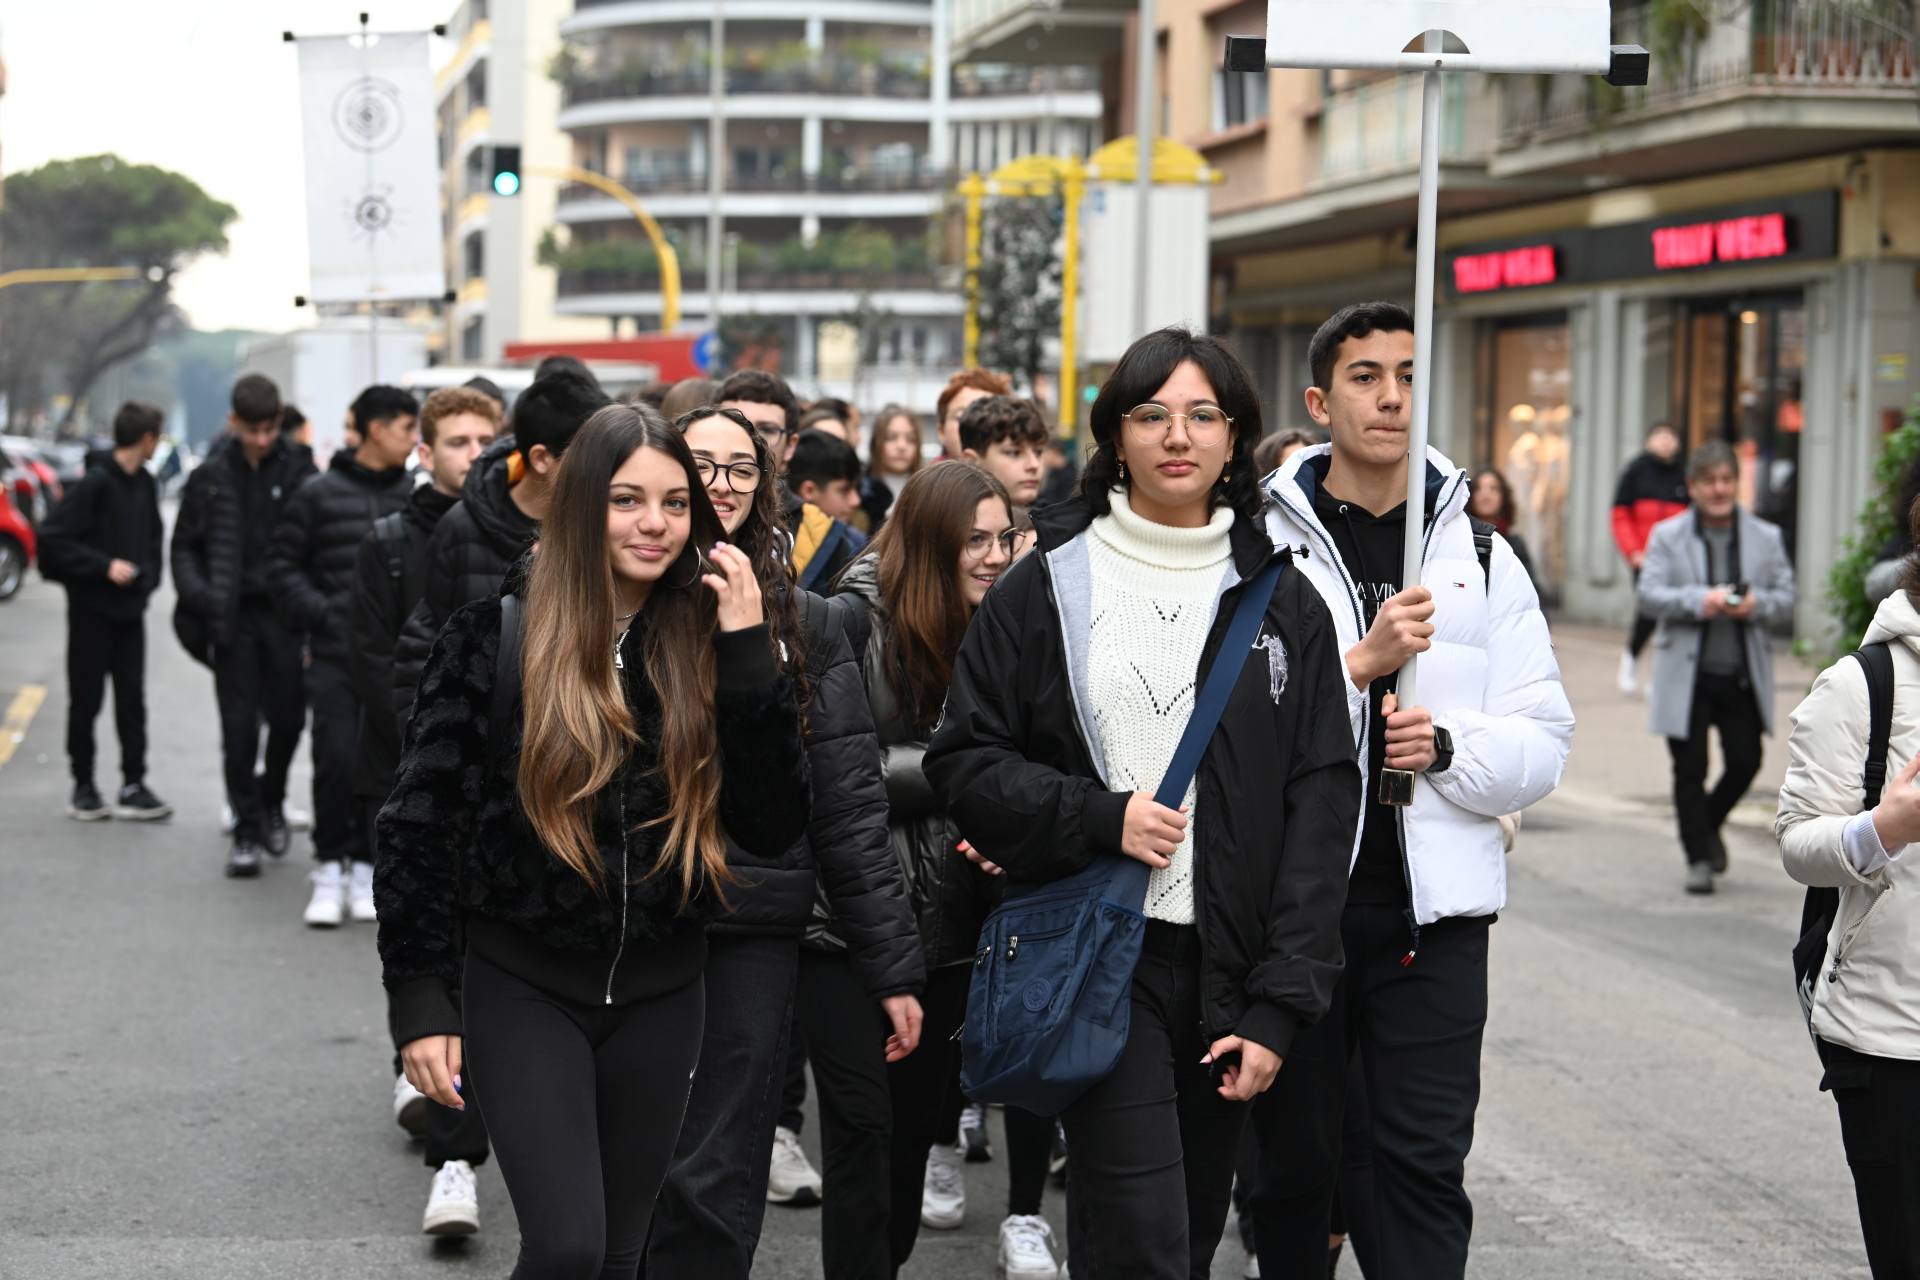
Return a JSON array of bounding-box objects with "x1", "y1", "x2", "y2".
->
[{"x1": 1638, "y1": 440, "x2": 1797, "y2": 894}]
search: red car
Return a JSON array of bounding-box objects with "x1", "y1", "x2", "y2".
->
[
  {"x1": 0, "y1": 440, "x2": 62, "y2": 527},
  {"x1": 0, "y1": 482, "x2": 34, "y2": 600}
]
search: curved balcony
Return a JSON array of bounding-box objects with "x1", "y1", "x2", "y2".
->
[
  {"x1": 557, "y1": 63, "x2": 934, "y2": 127},
  {"x1": 560, "y1": 265, "x2": 944, "y2": 293},
  {"x1": 553, "y1": 167, "x2": 951, "y2": 219},
  {"x1": 565, "y1": 0, "x2": 935, "y2": 34}
]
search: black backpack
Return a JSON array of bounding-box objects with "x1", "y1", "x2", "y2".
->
[{"x1": 1792, "y1": 642, "x2": 1894, "y2": 1040}]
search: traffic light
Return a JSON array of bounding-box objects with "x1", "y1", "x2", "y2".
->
[{"x1": 490, "y1": 146, "x2": 522, "y2": 197}]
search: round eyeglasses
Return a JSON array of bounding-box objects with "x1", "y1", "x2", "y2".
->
[
  {"x1": 1121, "y1": 403, "x2": 1233, "y2": 446},
  {"x1": 693, "y1": 456, "x2": 766, "y2": 494},
  {"x1": 963, "y1": 528, "x2": 1022, "y2": 561}
]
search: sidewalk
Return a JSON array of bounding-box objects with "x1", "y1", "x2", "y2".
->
[{"x1": 1545, "y1": 620, "x2": 1819, "y2": 836}]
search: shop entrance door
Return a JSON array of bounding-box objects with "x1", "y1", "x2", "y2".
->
[
  {"x1": 1474, "y1": 313, "x2": 1572, "y2": 602},
  {"x1": 1677, "y1": 294, "x2": 1806, "y2": 557}
]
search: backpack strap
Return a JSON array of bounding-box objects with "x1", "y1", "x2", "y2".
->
[
  {"x1": 799, "y1": 520, "x2": 850, "y2": 592},
  {"x1": 1469, "y1": 517, "x2": 1496, "y2": 586},
  {"x1": 373, "y1": 512, "x2": 408, "y2": 582},
  {"x1": 492, "y1": 594, "x2": 524, "y2": 758},
  {"x1": 1852, "y1": 642, "x2": 1895, "y2": 809}
]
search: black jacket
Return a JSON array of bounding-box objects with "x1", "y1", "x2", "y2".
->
[
  {"x1": 170, "y1": 435, "x2": 316, "y2": 657},
  {"x1": 36, "y1": 458, "x2": 163, "y2": 619},
  {"x1": 393, "y1": 436, "x2": 537, "y2": 722},
  {"x1": 375, "y1": 600, "x2": 809, "y2": 1047},
  {"x1": 833, "y1": 556, "x2": 1001, "y2": 970},
  {"x1": 713, "y1": 589, "x2": 926, "y2": 998},
  {"x1": 923, "y1": 497, "x2": 1360, "y2": 1057},
  {"x1": 267, "y1": 453, "x2": 414, "y2": 666},
  {"x1": 348, "y1": 483, "x2": 460, "y2": 797}
]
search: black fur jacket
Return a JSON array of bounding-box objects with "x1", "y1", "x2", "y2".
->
[{"x1": 375, "y1": 597, "x2": 809, "y2": 1044}]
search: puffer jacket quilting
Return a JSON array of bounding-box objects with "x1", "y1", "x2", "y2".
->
[
  {"x1": 170, "y1": 435, "x2": 317, "y2": 648},
  {"x1": 267, "y1": 453, "x2": 414, "y2": 665}
]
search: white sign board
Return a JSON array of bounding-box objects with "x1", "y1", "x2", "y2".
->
[
  {"x1": 1263, "y1": 0, "x2": 1612, "y2": 73},
  {"x1": 296, "y1": 33, "x2": 446, "y2": 304},
  {"x1": 1079, "y1": 184, "x2": 1211, "y2": 364}
]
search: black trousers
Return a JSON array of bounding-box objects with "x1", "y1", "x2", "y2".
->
[
  {"x1": 1233, "y1": 1051, "x2": 1376, "y2": 1269},
  {"x1": 1627, "y1": 570, "x2": 1657, "y2": 657},
  {"x1": 646, "y1": 933, "x2": 799, "y2": 1280},
  {"x1": 798, "y1": 951, "x2": 968, "y2": 1279},
  {"x1": 779, "y1": 1000, "x2": 809, "y2": 1135},
  {"x1": 305, "y1": 657, "x2": 362, "y2": 865},
  {"x1": 212, "y1": 604, "x2": 305, "y2": 843},
  {"x1": 66, "y1": 605, "x2": 147, "y2": 786},
  {"x1": 1252, "y1": 905, "x2": 1490, "y2": 1280},
  {"x1": 462, "y1": 950, "x2": 703, "y2": 1280},
  {"x1": 1062, "y1": 921, "x2": 1248, "y2": 1280},
  {"x1": 1006, "y1": 1104, "x2": 1054, "y2": 1218},
  {"x1": 1666, "y1": 670, "x2": 1764, "y2": 867},
  {"x1": 1822, "y1": 1040, "x2": 1920, "y2": 1278}
]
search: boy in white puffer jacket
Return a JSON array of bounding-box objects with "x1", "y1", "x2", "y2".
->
[{"x1": 1247, "y1": 302, "x2": 1574, "y2": 1280}]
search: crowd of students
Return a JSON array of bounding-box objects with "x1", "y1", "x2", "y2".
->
[{"x1": 34, "y1": 303, "x2": 1593, "y2": 1280}]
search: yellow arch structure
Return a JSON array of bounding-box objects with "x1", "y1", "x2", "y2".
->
[{"x1": 528, "y1": 165, "x2": 683, "y2": 331}]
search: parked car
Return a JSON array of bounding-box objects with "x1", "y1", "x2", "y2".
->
[
  {"x1": 0, "y1": 440, "x2": 63, "y2": 527},
  {"x1": 0, "y1": 483, "x2": 35, "y2": 600}
]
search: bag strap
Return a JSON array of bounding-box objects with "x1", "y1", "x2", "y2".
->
[
  {"x1": 492, "y1": 593, "x2": 524, "y2": 758},
  {"x1": 1851, "y1": 642, "x2": 1895, "y2": 809},
  {"x1": 1469, "y1": 517, "x2": 1496, "y2": 586}
]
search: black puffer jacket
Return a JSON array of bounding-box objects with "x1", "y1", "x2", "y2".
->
[
  {"x1": 923, "y1": 497, "x2": 1361, "y2": 1057},
  {"x1": 833, "y1": 556, "x2": 999, "y2": 970},
  {"x1": 717, "y1": 590, "x2": 925, "y2": 998},
  {"x1": 170, "y1": 435, "x2": 316, "y2": 656},
  {"x1": 348, "y1": 483, "x2": 459, "y2": 798},
  {"x1": 36, "y1": 458, "x2": 163, "y2": 619},
  {"x1": 392, "y1": 436, "x2": 536, "y2": 721},
  {"x1": 267, "y1": 453, "x2": 414, "y2": 664},
  {"x1": 375, "y1": 599, "x2": 810, "y2": 1046}
]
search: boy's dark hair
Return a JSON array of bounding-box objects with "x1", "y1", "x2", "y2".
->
[
  {"x1": 660, "y1": 377, "x2": 716, "y2": 421},
  {"x1": 1647, "y1": 420, "x2": 1678, "y2": 441},
  {"x1": 1253, "y1": 427, "x2": 1322, "y2": 475},
  {"x1": 350, "y1": 385, "x2": 421, "y2": 436},
  {"x1": 1688, "y1": 439, "x2": 1738, "y2": 482},
  {"x1": 633, "y1": 382, "x2": 670, "y2": 410},
  {"x1": 463, "y1": 375, "x2": 507, "y2": 409},
  {"x1": 278, "y1": 403, "x2": 307, "y2": 439},
  {"x1": 717, "y1": 369, "x2": 800, "y2": 432},
  {"x1": 812, "y1": 396, "x2": 854, "y2": 421},
  {"x1": 534, "y1": 354, "x2": 598, "y2": 387},
  {"x1": 513, "y1": 370, "x2": 613, "y2": 459},
  {"x1": 958, "y1": 395, "x2": 1049, "y2": 455},
  {"x1": 231, "y1": 374, "x2": 282, "y2": 425},
  {"x1": 1308, "y1": 301, "x2": 1415, "y2": 391},
  {"x1": 112, "y1": 401, "x2": 165, "y2": 448},
  {"x1": 798, "y1": 405, "x2": 848, "y2": 433},
  {"x1": 787, "y1": 429, "x2": 862, "y2": 493}
]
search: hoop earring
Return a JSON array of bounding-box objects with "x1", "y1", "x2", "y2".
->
[{"x1": 670, "y1": 548, "x2": 711, "y2": 591}]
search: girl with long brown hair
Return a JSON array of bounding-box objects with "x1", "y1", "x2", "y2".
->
[
  {"x1": 374, "y1": 403, "x2": 809, "y2": 1280},
  {"x1": 811, "y1": 460, "x2": 1016, "y2": 1278},
  {"x1": 860, "y1": 403, "x2": 924, "y2": 534}
]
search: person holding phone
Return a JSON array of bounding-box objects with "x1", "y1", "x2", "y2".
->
[
  {"x1": 374, "y1": 403, "x2": 809, "y2": 1279},
  {"x1": 1639, "y1": 440, "x2": 1797, "y2": 895},
  {"x1": 924, "y1": 328, "x2": 1361, "y2": 1279}
]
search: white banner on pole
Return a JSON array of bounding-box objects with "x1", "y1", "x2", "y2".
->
[
  {"x1": 1261, "y1": 0, "x2": 1611, "y2": 74},
  {"x1": 296, "y1": 32, "x2": 446, "y2": 304}
]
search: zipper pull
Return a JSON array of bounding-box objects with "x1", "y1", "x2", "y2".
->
[
  {"x1": 1400, "y1": 950, "x2": 1417, "y2": 968},
  {"x1": 614, "y1": 637, "x2": 624, "y2": 670}
]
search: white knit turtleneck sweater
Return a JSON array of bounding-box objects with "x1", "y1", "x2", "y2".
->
[{"x1": 1085, "y1": 488, "x2": 1235, "y2": 924}]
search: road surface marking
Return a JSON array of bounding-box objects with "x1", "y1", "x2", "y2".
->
[{"x1": 0, "y1": 684, "x2": 47, "y2": 770}]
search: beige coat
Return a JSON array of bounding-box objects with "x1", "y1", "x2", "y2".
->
[{"x1": 1777, "y1": 589, "x2": 1920, "y2": 1060}]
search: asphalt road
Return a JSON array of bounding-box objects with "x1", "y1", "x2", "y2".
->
[{"x1": 0, "y1": 560, "x2": 1874, "y2": 1279}]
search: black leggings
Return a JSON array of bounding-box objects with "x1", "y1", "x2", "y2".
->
[
  {"x1": 1006, "y1": 1106, "x2": 1054, "y2": 1217},
  {"x1": 463, "y1": 951, "x2": 704, "y2": 1280}
]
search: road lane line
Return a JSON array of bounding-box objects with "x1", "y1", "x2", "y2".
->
[{"x1": 0, "y1": 683, "x2": 48, "y2": 770}]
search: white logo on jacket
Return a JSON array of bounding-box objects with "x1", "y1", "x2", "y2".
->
[{"x1": 1253, "y1": 630, "x2": 1288, "y2": 705}]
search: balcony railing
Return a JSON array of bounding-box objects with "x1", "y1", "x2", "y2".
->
[
  {"x1": 1317, "y1": 75, "x2": 1496, "y2": 185},
  {"x1": 558, "y1": 266, "x2": 943, "y2": 294},
  {"x1": 562, "y1": 60, "x2": 932, "y2": 105},
  {"x1": 556, "y1": 168, "x2": 950, "y2": 198},
  {"x1": 951, "y1": 65, "x2": 1100, "y2": 96},
  {"x1": 1497, "y1": 0, "x2": 1917, "y2": 145}
]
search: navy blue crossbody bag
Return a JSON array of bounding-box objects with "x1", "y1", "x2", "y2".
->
[{"x1": 958, "y1": 557, "x2": 1286, "y2": 1116}]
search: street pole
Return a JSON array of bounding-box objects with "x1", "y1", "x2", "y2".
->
[
  {"x1": 1131, "y1": 0, "x2": 1155, "y2": 338},
  {"x1": 707, "y1": 0, "x2": 726, "y2": 338}
]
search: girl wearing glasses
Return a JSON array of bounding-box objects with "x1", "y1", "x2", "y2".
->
[
  {"x1": 924, "y1": 328, "x2": 1361, "y2": 1279},
  {"x1": 646, "y1": 406, "x2": 927, "y2": 1278},
  {"x1": 375, "y1": 404, "x2": 810, "y2": 1279},
  {"x1": 821, "y1": 461, "x2": 1018, "y2": 1277}
]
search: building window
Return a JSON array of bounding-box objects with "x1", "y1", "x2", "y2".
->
[
  {"x1": 1473, "y1": 314, "x2": 1571, "y2": 599},
  {"x1": 461, "y1": 318, "x2": 484, "y2": 362},
  {"x1": 1212, "y1": 69, "x2": 1269, "y2": 132}
]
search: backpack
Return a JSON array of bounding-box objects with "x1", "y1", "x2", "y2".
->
[
  {"x1": 1468, "y1": 517, "x2": 1496, "y2": 586},
  {"x1": 1792, "y1": 641, "x2": 1894, "y2": 1042}
]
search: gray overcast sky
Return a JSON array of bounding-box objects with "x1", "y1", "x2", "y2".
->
[{"x1": 4, "y1": 2, "x2": 451, "y2": 334}]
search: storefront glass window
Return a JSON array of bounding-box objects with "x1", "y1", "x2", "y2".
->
[{"x1": 1475, "y1": 316, "x2": 1572, "y2": 599}]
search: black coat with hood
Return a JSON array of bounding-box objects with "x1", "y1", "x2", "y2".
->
[
  {"x1": 169, "y1": 435, "x2": 317, "y2": 659},
  {"x1": 832, "y1": 555, "x2": 1001, "y2": 970},
  {"x1": 266, "y1": 452, "x2": 414, "y2": 666},
  {"x1": 392, "y1": 435, "x2": 538, "y2": 722},
  {"x1": 714, "y1": 588, "x2": 926, "y2": 999},
  {"x1": 922, "y1": 496, "x2": 1361, "y2": 1057}
]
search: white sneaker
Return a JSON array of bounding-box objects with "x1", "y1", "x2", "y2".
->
[
  {"x1": 921, "y1": 1142, "x2": 966, "y2": 1229},
  {"x1": 286, "y1": 804, "x2": 314, "y2": 832},
  {"x1": 304, "y1": 863, "x2": 346, "y2": 928},
  {"x1": 221, "y1": 803, "x2": 237, "y2": 835},
  {"x1": 348, "y1": 861, "x2": 378, "y2": 922},
  {"x1": 960, "y1": 1100, "x2": 993, "y2": 1161},
  {"x1": 766, "y1": 1125, "x2": 822, "y2": 1206},
  {"x1": 1617, "y1": 651, "x2": 1640, "y2": 697},
  {"x1": 393, "y1": 1072, "x2": 427, "y2": 1139},
  {"x1": 423, "y1": 1159, "x2": 480, "y2": 1235},
  {"x1": 1243, "y1": 1255, "x2": 1260, "y2": 1279},
  {"x1": 998, "y1": 1213, "x2": 1061, "y2": 1279}
]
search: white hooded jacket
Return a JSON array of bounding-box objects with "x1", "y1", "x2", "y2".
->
[{"x1": 1263, "y1": 444, "x2": 1575, "y2": 927}]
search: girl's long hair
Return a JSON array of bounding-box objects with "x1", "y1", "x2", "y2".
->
[
  {"x1": 1470, "y1": 467, "x2": 1518, "y2": 533},
  {"x1": 517, "y1": 403, "x2": 735, "y2": 902},
  {"x1": 865, "y1": 461, "x2": 1011, "y2": 731},
  {"x1": 867, "y1": 404, "x2": 924, "y2": 478}
]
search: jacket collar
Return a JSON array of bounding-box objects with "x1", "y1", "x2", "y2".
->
[
  {"x1": 1267, "y1": 443, "x2": 1470, "y2": 543},
  {"x1": 463, "y1": 434, "x2": 539, "y2": 552},
  {"x1": 407, "y1": 481, "x2": 460, "y2": 531},
  {"x1": 1030, "y1": 492, "x2": 1274, "y2": 580}
]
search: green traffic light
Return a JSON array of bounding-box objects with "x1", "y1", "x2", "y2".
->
[
  {"x1": 493, "y1": 171, "x2": 521, "y2": 197},
  {"x1": 1082, "y1": 385, "x2": 1098, "y2": 403}
]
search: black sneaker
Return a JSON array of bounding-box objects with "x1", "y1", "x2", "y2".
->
[
  {"x1": 226, "y1": 839, "x2": 265, "y2": 879},
  {"x1": 959, "y1": 1101, "x2": 992, "y2": 1163},
  {"x1": 264, "y1": 809, "x2": 291, "y2": 858},
  {"x1": 1049, "y1": 1120, "x2": 1068, "y2": 1187},
  {"x1": 114, "y1": 782, "x2": 174, "y2": 822},
  {"x1": 1707, "y1": 832, "x2": 1730, "y2": 875},
  {"x1": 68, "y1": 781, "x2": 110, "y2": 822}
]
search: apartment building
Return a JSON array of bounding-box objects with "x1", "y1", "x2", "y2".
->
[{"x1": 953, "y1": 0, "x2": 1920, "y2": 640}]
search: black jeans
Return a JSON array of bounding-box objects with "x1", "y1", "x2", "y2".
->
[
  {"x1": 1006, "y1": 1104, "x2": 1054, "y2": 1218},
  {"x1": 1233, "y1": 1052, "x2": 1376, "y2": 1270},
  {"x1": 1666, "y1": 670, "x2": 1764, "y2": 867},
  {"x1": 646, "y1": 933, "x2": 799, "y2": 1280},
  {"x1": 798, "y1": 951, "x2": 967, "y2": 1278},
  {"x1": 1627, "y1": 570, "x2": 1657, "y2": 657},
  {"x1": 779, "y1": 1000, "x2": 808, "y2": 1135},
  {"x1": 1252, "y1": 905, "x2": 1490, "y2": 1280},
  {"x1": 66, "y1": 605, "x2": 147, "y2": 786},
  {"x1": 1062, "y1": 921, "x2": 1248, "y2": 1280},
  {"x1": 462, "y1": 950, "x2": 703, "y2": 1280},
  {"x1": 305, "y1": 657, "x2": 362, "y2": 865},
  {"x1": 212, "y1": 604, "x2": 304, "y2": 843},
  {"x1": 1822, "y1": 1040, "x2": 1920, "y2": 1278}
]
